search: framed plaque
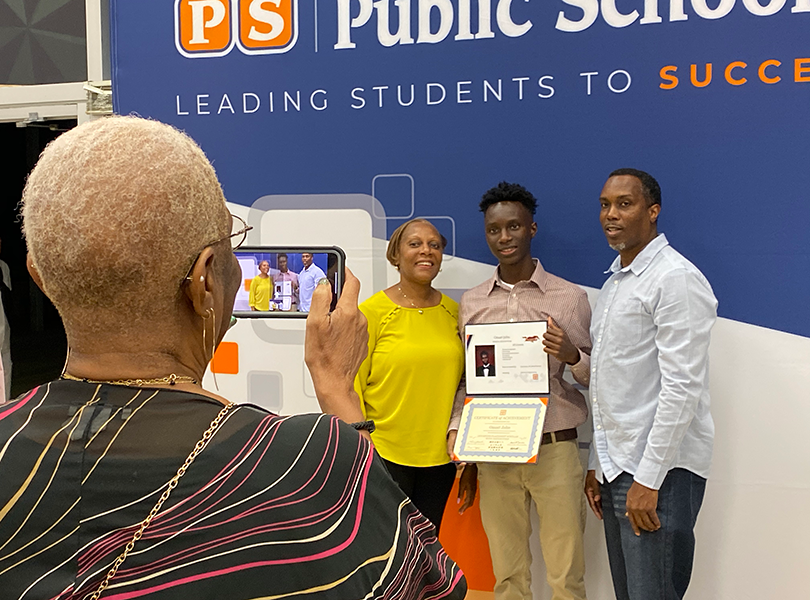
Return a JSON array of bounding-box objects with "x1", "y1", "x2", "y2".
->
[{"x1": 465, "y1": 321, "x2": 550, "y2": 396}]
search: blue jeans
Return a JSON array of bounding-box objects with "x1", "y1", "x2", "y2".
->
[{"x1": 601, "y1": 469, "x2": 706, "y2": 600}]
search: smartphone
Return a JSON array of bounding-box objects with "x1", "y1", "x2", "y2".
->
[{"x1": 232, "y1": 246, "x2": 345, "y2": 318}]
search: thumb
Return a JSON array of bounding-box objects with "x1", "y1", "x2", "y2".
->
[
  {"x1": 308, "y1": 277, "x2": 333, "y2": 318},
  {"x1": 335, "y1": 266, "x2": 361, "y2": 312}
]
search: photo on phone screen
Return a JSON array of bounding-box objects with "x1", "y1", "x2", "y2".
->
[{"x1": 232, "y1": 247, "x2": 345, "y2": 318}]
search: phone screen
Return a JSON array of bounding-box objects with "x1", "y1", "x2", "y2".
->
[{"x1": 232, "y1": 247, "x2": 344, "y2": 317}]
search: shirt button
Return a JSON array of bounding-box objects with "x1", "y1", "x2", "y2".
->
[
  {"x1": 509, "y1": 318, "x2": 515, "y2": 322},
  {"x1": 598, "y1": 337, "x2": 601, "y2": 342},
  {"x1": 512, "y1": 293, "x2": 517, "y2": 298},
  {"x1": 604, "y1": 309, "x2": 608, "y2": 313},
  {"x1": 613, "y1": 280, "x2": 618, "y2": 285},
  {"x1": 596, "y1": 425, "x2": 602, "y2": 430}
]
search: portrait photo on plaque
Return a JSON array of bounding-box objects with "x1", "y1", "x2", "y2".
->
[{"x1": 474, "y1": 345, "x2": 496, "y2": 377}]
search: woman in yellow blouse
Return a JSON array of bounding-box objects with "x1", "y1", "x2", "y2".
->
[
  {"x1": 355, "y1": 218, "x2": 464, "y2": 532},
  {"x1": 249, "y1": 260, "x2": 274, "y2": 311}
]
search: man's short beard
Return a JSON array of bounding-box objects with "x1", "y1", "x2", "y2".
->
[{"x1": 609, "y1": 242, "x2": 626, "y2": 252}]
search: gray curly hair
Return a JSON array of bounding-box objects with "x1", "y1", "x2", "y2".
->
[{"x1": 21, "y1": 116, "x2": 230, "y2": 335}]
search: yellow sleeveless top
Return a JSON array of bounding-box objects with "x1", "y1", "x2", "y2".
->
[
  {"x1": 248, "y1": 276, "x2": 273, "y2": 311},
  {"x1": 355, "y1": 291, "x2": 464, "y2": 467}
]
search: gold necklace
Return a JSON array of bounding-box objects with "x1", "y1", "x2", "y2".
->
[
  {"x1": 398, "y1": 286, "x2": 435, "y2": 314},
  {"x1": 87, "y1": 400, "x2": 234, "y2": 600},
  {"x1": 61, "y1": 372, "x2": 198, "y2": 386}
]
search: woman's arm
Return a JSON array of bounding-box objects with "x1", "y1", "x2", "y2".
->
[{"x1": 305, "y1": 269, "x2": 369, "y2": 428}]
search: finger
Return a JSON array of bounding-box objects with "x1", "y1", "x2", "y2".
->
[
  {"x1": 585, "y1": 489, "x2": 603, "y2": 520},
  {"x1": 335, "y1": 266, "x2": 361, "y2": 312},
  {"x1": 307, "y1": 277, "x2": 334, "y2": 318},
  {"x1": 628, "y1": 512, "x2": 641, "y2": 536},
  {"x1": 638, "y1": 510, "x2": 658, "y2": 532},
  {"x1": 585, "y1": 494, "x2": 599, "y2": 516},
  {"x1": 650, "y1": 509, "x2": 661, "y2": 530},
  {"x1": 592, "y1": 491, "x2": 603, "y2": 519},
  {"x1": 547, "y1": 316, "x2": 560, "y2": 332}
]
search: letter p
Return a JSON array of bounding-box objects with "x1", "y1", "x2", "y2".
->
[
  {"x1": 177, "y1": 0, "x2": 233, "y2": 56},
  {"x1": 335, "y1": 0, "x2": 373, "y2": 49}
]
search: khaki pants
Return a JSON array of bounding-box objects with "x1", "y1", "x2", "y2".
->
[{"x1": 478, "y1": 439, "x2": 587, "y2": 600}]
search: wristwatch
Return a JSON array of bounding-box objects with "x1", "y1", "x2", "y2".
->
[{"x1": 348, "y1": 420, "x2": 376, "y2": 433}]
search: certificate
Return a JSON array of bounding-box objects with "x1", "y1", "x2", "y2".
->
[
  {"x1": 465, "y1": 321, "x2": 549, "y2": 395},
  {"x1": 453, "y1": 397, "x2": 548, "y2": 463},
  {"x1": 275, "y1": 281, "x2": 293, "y2": 311}
]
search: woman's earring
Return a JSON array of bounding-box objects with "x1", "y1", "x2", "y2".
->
[
  {"x1": 205, "y1": 307, "x2": 220, "y2": 391},
  {"x1": 202, "y1": 308, "x2": 215, "y2": 388},
  {"x1": 60, "y1": 346, "x2": 71, "y2": 377}
]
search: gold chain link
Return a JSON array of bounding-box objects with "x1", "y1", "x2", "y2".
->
[
  {"x1": 85, "y1": 401, "x2": 235, "y2": 600},
  {"x1": 63, "y1": 373, "x2": 198, "y2": 387}
]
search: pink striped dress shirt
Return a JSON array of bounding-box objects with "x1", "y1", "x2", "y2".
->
[{"x1": 450, "y1": 259, "x2": 592, "y2": 434}]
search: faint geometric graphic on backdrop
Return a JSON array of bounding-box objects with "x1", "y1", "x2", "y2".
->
[{"x1": 0, "y1": 0, "x2": 86, "y2": 85}]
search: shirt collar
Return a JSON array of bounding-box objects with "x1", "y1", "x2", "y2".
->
[
  {"x1": 488, "y1": 258, "x2": 548, "y2": 294},
  {"x1": 606, "y1": 233, "x2": 669, "y2": 276}
]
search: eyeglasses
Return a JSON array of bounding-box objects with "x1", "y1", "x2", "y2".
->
[
  {"x1": 184, "y1": 213, "x2": 254, "y2": 281},
  {"x1": 213, "y1": 213, "x2": 253, "y2": 250}
]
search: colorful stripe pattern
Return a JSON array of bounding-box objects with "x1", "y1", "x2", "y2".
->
[{"x1": 0, "y1": 380, "x2": 466, "y2": 600}]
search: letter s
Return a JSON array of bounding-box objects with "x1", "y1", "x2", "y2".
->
[
  {"x1": 555, "y1": 0, "x2": 598, "y2": 32},
  {"x1": 351, "y1": 87, "x2": 366, "y2": 109},
  {"x1": 248, "y1": 0, "x2": 286, "y2": 42},
  {"x1": 659, "y1": 65, "x2": 678, "y2": 89}
]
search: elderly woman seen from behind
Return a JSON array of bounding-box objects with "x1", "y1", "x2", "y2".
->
[
  {"x1": 0, "y1": 117, "x2": 466, "y2": 600},
  {"x1": 354, "y1": 219, "x2": 464, "y2": 532}
]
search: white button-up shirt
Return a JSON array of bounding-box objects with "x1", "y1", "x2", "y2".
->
[
  {"x1": 297, "y1": 263, "x2": 327, "y2": 313},
  {"x1": 589, "y1": 234, "x2": 717, "y2": 489}
]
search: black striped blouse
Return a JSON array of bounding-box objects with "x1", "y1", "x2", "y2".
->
[{"x1": 0, "y1": 380, "x2": 466, "y2": 600}]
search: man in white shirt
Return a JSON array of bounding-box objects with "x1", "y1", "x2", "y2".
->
[
  {"x1": 297, "y1": 252, "x2": 326, "y2": 313},
  {"x1": 585, "y1": 169, "x2": 717, "y2": 600}
]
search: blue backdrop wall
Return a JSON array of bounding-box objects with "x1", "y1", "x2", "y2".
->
[{"x1": 111, "y1": 0, "x2": 810, "y2": 337}]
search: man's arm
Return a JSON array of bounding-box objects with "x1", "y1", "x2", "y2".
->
[
  {"x1": 624, "y1": 268, "x2": 716, "y2": 534},
  {"x1": 635, "y1": 268, "x2": 717, "y2": 490},
  {"x1": 542, "y1": 290, "x2": 592, "y2": 386}
]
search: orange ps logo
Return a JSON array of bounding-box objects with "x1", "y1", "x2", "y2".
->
[{"x1": 175, "y1": 0, "x2": 298, "y2": 58}]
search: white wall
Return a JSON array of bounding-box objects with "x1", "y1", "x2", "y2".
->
[{"x1": 529, "y1": 297, "x2": 810, "y2": 599}]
